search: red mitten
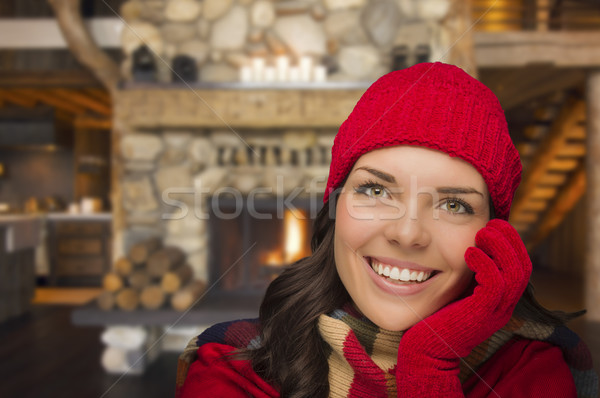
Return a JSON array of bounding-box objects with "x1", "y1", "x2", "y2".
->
[{"x1": 396, "y1": 219, "x2": 532, "y2": 397}]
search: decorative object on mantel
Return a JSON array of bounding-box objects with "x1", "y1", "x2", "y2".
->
[
  {"x1": 392, "y1": 45, "x2": 409, "y2": 71},
  {"x1": 172, "y1": 54, "x2": 198, "y2": 83},
  {"x1": 415, "y1": 44, "x2": 432, "y2": 64},
  {"x1": 97, "y1": 238, "x2": 207, "y2": 312},
  {"x1": 132, "y1": 45, "x2": 157, "y2": 83},
  {"x1": 239, "y1": 55, "x2": 328, "y2": 83}
]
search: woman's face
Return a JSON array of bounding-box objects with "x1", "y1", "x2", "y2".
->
[{"x1": 334, "y1": 146, "x2": 491, "y2": 331}]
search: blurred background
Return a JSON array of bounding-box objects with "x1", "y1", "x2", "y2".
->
[{"x1": 1, "y1": 0, "x2": 599, "y2": 396}]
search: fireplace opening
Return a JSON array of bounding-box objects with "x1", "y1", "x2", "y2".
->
[{"x1": 207, "y1": 195, "x2": 322, "y2": 298}]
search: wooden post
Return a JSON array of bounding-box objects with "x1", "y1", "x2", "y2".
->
[
  {"x1": 443, "y1": 0, "x2": 477, "y2": 78},
  {"x1": 586, "y1": 70, "x2": 600, "y2": 321}
]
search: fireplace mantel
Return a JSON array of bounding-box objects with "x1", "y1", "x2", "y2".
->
[{"x1": 115, "y1": 84, "x2": 369, "y2": 129}]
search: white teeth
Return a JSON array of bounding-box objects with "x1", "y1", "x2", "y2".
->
[
  {"x1": 370, "y1": 259, "x2": 433, "y2": 283},
  {"x1": 399, "y1": 269, "x2": 411, "y2": 281}
]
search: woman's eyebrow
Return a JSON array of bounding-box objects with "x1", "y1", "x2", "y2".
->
[
  {"x1": 355, "y1": 167, "x2": 396, "y2": 183},
  {"x1": 437, "y1": 187, "x2": 484, "y2": 197}
]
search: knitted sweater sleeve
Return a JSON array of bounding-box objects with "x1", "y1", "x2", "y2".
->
[
  {"x1": 463, "y1": 339, "x2": 577, "y2": 398},
  {"x1": 180, "y1": 343, "x2": 280, "y2": 398}
]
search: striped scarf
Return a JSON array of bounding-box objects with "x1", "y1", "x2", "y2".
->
[
  {"x1": 176, "y1": 308, "x2": 598, "y2": 397},
  {"x1": 320, "y1": 306, "x2": 598, "y2": 398}
]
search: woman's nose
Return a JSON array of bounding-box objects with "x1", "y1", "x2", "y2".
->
[{"x1": 383, "y1": 212, "x2": 432, "y2": 249}]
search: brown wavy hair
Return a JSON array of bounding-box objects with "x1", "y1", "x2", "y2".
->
[{"x1": 245, "y1": 194, "x2": 582, "y2": 397}]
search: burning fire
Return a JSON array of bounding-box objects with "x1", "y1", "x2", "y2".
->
[{"x1": 261, "y1": 209, "x2": 311, "y2": 267}]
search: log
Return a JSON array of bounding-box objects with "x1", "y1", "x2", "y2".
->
[
  {"x1": 129, "y1": 237, "x2": 162, "y2": 265},
  {"x1": 97, "y1": 291, "x2": 116, "y2": 311},
  {"x1": 147, "y1": 247, "x2": 185, "y2": 278},
  {"x1": 114, "y1": 257, "x2": 134, "y2": 277},
  {"x1": 128, "y1": 270, "x2": 152, "y2": 290},
  {"x1": 171, "y1": 280, "x2": 207, "y2": 312},
  {"x1": 161, "y1": 264, "x2": 194, "y2": 294},
  {"x1": 102, "y1": 272, "x2": 123, "y2": 292},
  {"x1": 140, "y1": 285, "x2": 166, "y2": 310},
  {"x1": 115, "y1": 288, "x2": 139, "y2": 311}
]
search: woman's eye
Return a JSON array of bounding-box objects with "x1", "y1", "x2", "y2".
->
[
  {"x1": 355, "y1": 184, "x2": 387, "y2": 198},
  {"x1": 441, "y1": 199, "x2": 473, "y2": 214},
  {"x1": 369, "y1": 187, "x2": 386, "y2": 197}
]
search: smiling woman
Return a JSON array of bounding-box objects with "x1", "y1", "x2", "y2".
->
[{"x1": 177, "y1": 63, "x2": 598, "y2": 398}]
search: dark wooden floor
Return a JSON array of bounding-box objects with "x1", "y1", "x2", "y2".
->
[
  {"x1": 0, "y1": 269, "x2": 598, "y2": 398},
  {"x1": 0, "y1": 305, "x2": 178, "y2": 398}
]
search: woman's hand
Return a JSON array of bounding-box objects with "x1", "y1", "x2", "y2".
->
[{"x1": 395, "y1": 219, "x2": 532, "y2": 396}]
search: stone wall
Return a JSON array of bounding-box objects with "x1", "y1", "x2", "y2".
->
[{"x1": 119, "y1": 0, "x2": 455, "y2": 83}]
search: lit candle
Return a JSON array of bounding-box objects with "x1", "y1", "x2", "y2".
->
[
  {"x1": 313, "y1": 65, "x2": 327, "y2": 82},
  {"x1": 264, "y1": 66, "x2": 276, "y2": 83},
  {"x1": 288, "y1": 66, "x2": 300, "y2": 82},
  {"x1": 299, "y1": 56, "x2": 312, "y2": 82},
  {"x1": 252, "y1": 57, "x2": 265, "y2": 82},
  {"x1": 239, "y1": 66, "x2": 252, "y2": 82},
  {"x1": 276, "y1": 55, "x2": 289, "y2": 82}
]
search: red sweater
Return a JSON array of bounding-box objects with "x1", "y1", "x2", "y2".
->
[{"x1": 181, "y1": 338, "x2": 576, "y2": 397}]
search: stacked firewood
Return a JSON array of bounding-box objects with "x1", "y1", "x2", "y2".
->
[{"x1": 96, "y1": 238, "x2": 206, "y2": 311}]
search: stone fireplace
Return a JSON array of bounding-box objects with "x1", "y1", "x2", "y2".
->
[{"x1": 112, "y1": 86, "x2": 365, "y2": 294}]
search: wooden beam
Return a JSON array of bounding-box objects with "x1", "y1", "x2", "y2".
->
[
  {"x1": 523, "y1": 125, "x2": 548, "y2": 140},
  {"x1": 0, "y1": 70, "x2": 101, "y2": 88},
  {"x1": 538, "y1": 172, "x2": 567, "y2": 186},
  {"x1": 547, "y1": 158, "x2": 580, "y2": 172},
  {"x1": 510, "y1": 212, "x2": 540, "y2": 224},
  {"x1": 475, "y1": 31, "x2": 600, "y2": 67},
  {"x1": 526, "y1": 166, "x2": 586, "y2": 250},
  {"x1": 74, "y1": 116, "x2": 112, "y2": 130},
  {"x1": 81, "y1": 88, "x2": 111, "y2": 105},
  {"x1": 15, "y1": 89, "x2": 88, "y2": 115},
  {"x1": 558, "y1": 142, "x2": 586, "y2": 157},
  {"x1": 51, "y1": 89, "x2": 111, "y2": 116},
  {"x1": 528, "y1": 186, "x2": 558, "y2": 200},
  {"x1": 0, "y1": 89, "x2": 38, "y2": 108},
  {"x1": 519, "y1": 199, "x2": 548, "y2": 212},
  {"x1": 511, "y1": 99, "x2": 585, "y2": 216},
  {"x1": 566, "y1": 124, "x2": 586, "y2": 140},
  {"x1": 47, "y1": 0, "x2": 119, "y2": 95}
]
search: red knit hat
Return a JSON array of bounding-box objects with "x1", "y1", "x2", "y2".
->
[{"x1": 324, "y1": 62, "x2": 521, "y2": 221}]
